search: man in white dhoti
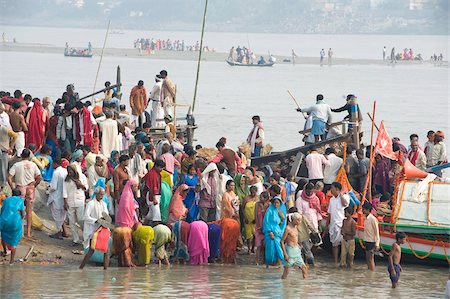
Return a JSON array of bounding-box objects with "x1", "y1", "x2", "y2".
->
[
  {"x1": 48, "y1": 158, "x2": 68, "y2": 239},
  {"x1": 150, "y1": 75, "x2": 165, "y2": 128},
  {"x1": 82, "y1": 186, "x2": 109, "y2": 249},
  {"x1": 326, "y1": 182, "x2": 349, "y2": 265},
  {"x1": 246, "y1": 115, "x2": 265, "y2": 157},
  {"x1": 160, "y1": 70, "x2": 176, "y2": 118},
  {"x1": 98, "y1": 110, "x2": 119, "y2": 158}
]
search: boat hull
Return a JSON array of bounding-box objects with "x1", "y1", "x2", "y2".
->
[
  {"x1": 356, "y1": 226, "x2": 449, "y2": 266},
  {"x1": 226, "y1": 60, "x2": 274, "y2": 67}
]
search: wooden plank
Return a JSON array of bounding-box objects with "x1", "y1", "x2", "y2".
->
[{"x1": 289, "y1": 152, "x2": 304, "y2": 177}]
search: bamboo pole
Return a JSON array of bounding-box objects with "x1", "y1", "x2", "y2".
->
[
  {"x1": 287, "y1": 90, "x2": 301, "y2": 109},
  {"x1": 92, "y1": 20, "x2": 111, "y2": 100},
  {"x1": 361, "y1": 101, "x2": 377, "y2": 205},
  {"x1": 173, "y1": 85, "x2": 177, "y2": 127},
  {"x1": 191, "y1": 0, "x2": 208, "y2": 112}
]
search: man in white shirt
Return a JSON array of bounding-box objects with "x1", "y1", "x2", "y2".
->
[
  {"x1": 8, "y1": 148, "x2": 42, "y2": 237},
  {"x1": 47, "y1": 158, "x2": 68, "y2": 239},
  {"x1": 407, "y1": 140, "x2": 427, "y2": 171},
  {"x1": 326, "y1": 182, "x2": 349, "y2": 264},
  {"x1": 246, "y1": 115, "x2": 265, "y2": 157},
  {"x1": 63, "y1": 164, "x2": 88, "y2": 246},
  {"x1": 297, "y1": 94, "x2": 332, "y2": 142},
  {"x1": 430, "y1": 131, "x2": 447, "y2": 176},
  {"x1": 0, "y1": 103, "x2": 11, "y2": 129},
  {"x1": 323, "y1": 148, "x2": 343, "y2": 193},
  {"x1": 305, "y1": 149, "x2": 330, "y2": 185}
]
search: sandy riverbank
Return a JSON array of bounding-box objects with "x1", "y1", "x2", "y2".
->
[{"x1": 2, "y1": 42, "x2": 445, "y2": 66}]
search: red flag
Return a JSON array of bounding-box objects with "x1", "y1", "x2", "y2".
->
[{"x1": 375, "y1": 121, "x2": 398, "y2": 161}]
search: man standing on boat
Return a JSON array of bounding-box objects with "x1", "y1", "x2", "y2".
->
[
  {"x1": 297, "y1": 95, "x2": 332, "y2": 143},
  {"x1": 160, "y1": 70, "x2": 176, "y2": 119},
  {"x1": 130, "y1": 80, "x2": 147, "y2": 128},
  {"x1": 331, "y1": 94, "x2": 362, "y2": 133},
  {"x1": 407, "y1": 140, "x2": 427, "y2": 171},
  {"x1": 430, "y1": 131, "x2": 447, "y2": 176},
  {"x1": 149, "y1": 75, "x2": 164, "y2": 128},
  {"x1": 247, "y1": 115, "x2": 265, "y2": 158}
]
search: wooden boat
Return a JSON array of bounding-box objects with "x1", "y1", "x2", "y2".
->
[
  {"x1": 250, "y1": 120, "x2": 361, "y2": 177},
  {"x1": 64, "y1": 49, "x2": 93, "y2": 58},
  {"x1": 226, "y1": 60, "x2": 274, "y2": 67}
]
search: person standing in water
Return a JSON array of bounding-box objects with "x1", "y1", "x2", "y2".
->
[
  {"x1": 281, "y1": 212, "x2": 308, "y2": 279},
  {"x1": 388, "y1": 232, "x2": 406, "y2": 288}
]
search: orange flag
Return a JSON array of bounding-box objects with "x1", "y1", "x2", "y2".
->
[{"x1": 375, "y1": 121, "x2": 398, "y2": 161}]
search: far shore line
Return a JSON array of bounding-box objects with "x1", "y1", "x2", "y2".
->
[{"x1": 1, "y1": 42, "x2": 448, "y2": 67}]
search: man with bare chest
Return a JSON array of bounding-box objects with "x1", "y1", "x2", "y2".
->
[
  {"x1": 388, "y1": 232, "x2": 406, "y2": 288},
  {"x1": 281, "y1": 212, "x2": 308, "y2": 279}
]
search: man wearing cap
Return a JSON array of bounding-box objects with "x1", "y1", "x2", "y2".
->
[
  {"x1": 431, "y1": 131, "x2": 447, "y2": 176},
  {"x1": 130, "y1": 80, "x2": 147, "y2": 127},
  {"x1": 297, "y1": 95, "x2": 332, "y2": 143},
  {"x1": 150, "y1": 75, "x2": 165, "y2": 128},
  {"x1": 160, "y1": 70, "x2": 176, "y2": 118},
  {"x1": 331, "y1": 94, "x2": 362, "y2": 131}
]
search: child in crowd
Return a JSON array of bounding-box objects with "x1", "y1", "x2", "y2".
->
[
  {"x1": 281, "y1": 212, "x2": 308, "y2": 279},
  {"x1": 284, "y1": 174, "x2": 298, "y2": 209},
  {"x1": 340, "y1": 207, "x2": 356, "y2": 268},
  {"x1": 388, "y1": 232, "x2": 406, "y2": 288}
]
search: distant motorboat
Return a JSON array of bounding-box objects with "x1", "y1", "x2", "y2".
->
[
  {"x1": 226, "y1": 60, "x2": 274, "y2": 67},
  {"x1": 109, "y1": 30, "x2": 124, "y2": 35},
  {"x1": 64, "y1": 48, "x2": 93, "y2": 58}
]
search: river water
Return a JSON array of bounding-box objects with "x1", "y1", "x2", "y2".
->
[
  {"x1": 0, "y1": 259, "x2": 448, "y2": 298},
  {"x1": 0, "y1": 50, "x2": 449, "y2": 151}
]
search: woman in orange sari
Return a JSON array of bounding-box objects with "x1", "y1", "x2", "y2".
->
[{"x1": 219, "y1": 218, "x2": 240, "y2": 264}]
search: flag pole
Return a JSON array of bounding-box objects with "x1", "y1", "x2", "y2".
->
[{"x1": 360, "y1": 100, "x2": 377, "y2": 206}]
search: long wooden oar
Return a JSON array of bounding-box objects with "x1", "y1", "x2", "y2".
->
[
  {"x1": 366, "y1": 112, "x2": 380, "y2": 131},
  {"x1": 287, "y1": 90, "x2": 301, "y2": 109}
]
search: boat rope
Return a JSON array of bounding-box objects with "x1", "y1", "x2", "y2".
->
[
  {"x1": 405, "y1": 238, "x2": 438, "y2": 260},
  {"x1": 442, "y1": 242, "x2": 450, "y2": 263}
]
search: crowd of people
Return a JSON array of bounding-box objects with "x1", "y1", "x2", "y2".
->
[
  {"x1": 384, "y1": 46, "x2": 426, "y2": 62},
  {"x1": 0, "y1": 83, "x2": 446, "y2": 286},
  {"x1": 227, "y1": 46, "x2": 276, "y2": 65},
  {"x1": 134, "y1": 38, "x2": 214, "y2": 55}
]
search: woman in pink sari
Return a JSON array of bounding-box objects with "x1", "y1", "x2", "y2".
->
[
  {"x1": 115, "y1": 180, "x2": 139, "y2": 228},
  {"x1": 187, "y1": 220, "x2": 210, "y2": 265},
  {"x1": 168, "y1": 184, "x2": 189, "y2": 226},
  {"x1": 296, "y1": 183, "x2": 322, "y2": 231}
]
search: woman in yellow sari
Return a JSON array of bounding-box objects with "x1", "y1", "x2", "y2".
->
[
  {"x1": 243, "y1": 185, "x2": 258, "y2": 254},
  {"x1": 132, "y1": 223, "x2": 155, "y2": 266}
]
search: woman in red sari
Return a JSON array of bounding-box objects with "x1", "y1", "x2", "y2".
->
[{"x1": 25, "y1": 98, "x2": 47, "y2": 151}]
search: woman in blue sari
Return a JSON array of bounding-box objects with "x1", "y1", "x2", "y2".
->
[
  {"x1": 263, "y1": 196, "x2": 286, "y2": 265},
  {"x1": 180, "y1": 164, "x2": 199, "y2": 223},
  {"x1": 0, "y1": 189, "x2": 25, "y2": 264},
  {"x1": 207, "y1": 223, "x2": 221, "y2": 262}
]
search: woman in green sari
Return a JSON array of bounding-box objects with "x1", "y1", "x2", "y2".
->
[{"x1": 234, "y1": 174, "x2": 249, "y2": 237}]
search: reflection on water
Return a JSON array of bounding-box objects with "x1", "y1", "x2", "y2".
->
[{"x1": 0, "y1": 259, "x2": 447, "y2": 298}]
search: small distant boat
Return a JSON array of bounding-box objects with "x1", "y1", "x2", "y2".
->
[
  {"x1": 226, "y1": 60, "x2": 274, "y2": 67},
  {"x1": 64, "y1": 49, "x2": 93, "y2": 58},
  {"x1": 109, "y1": 30, "x2": 124, "y2": 35}
]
